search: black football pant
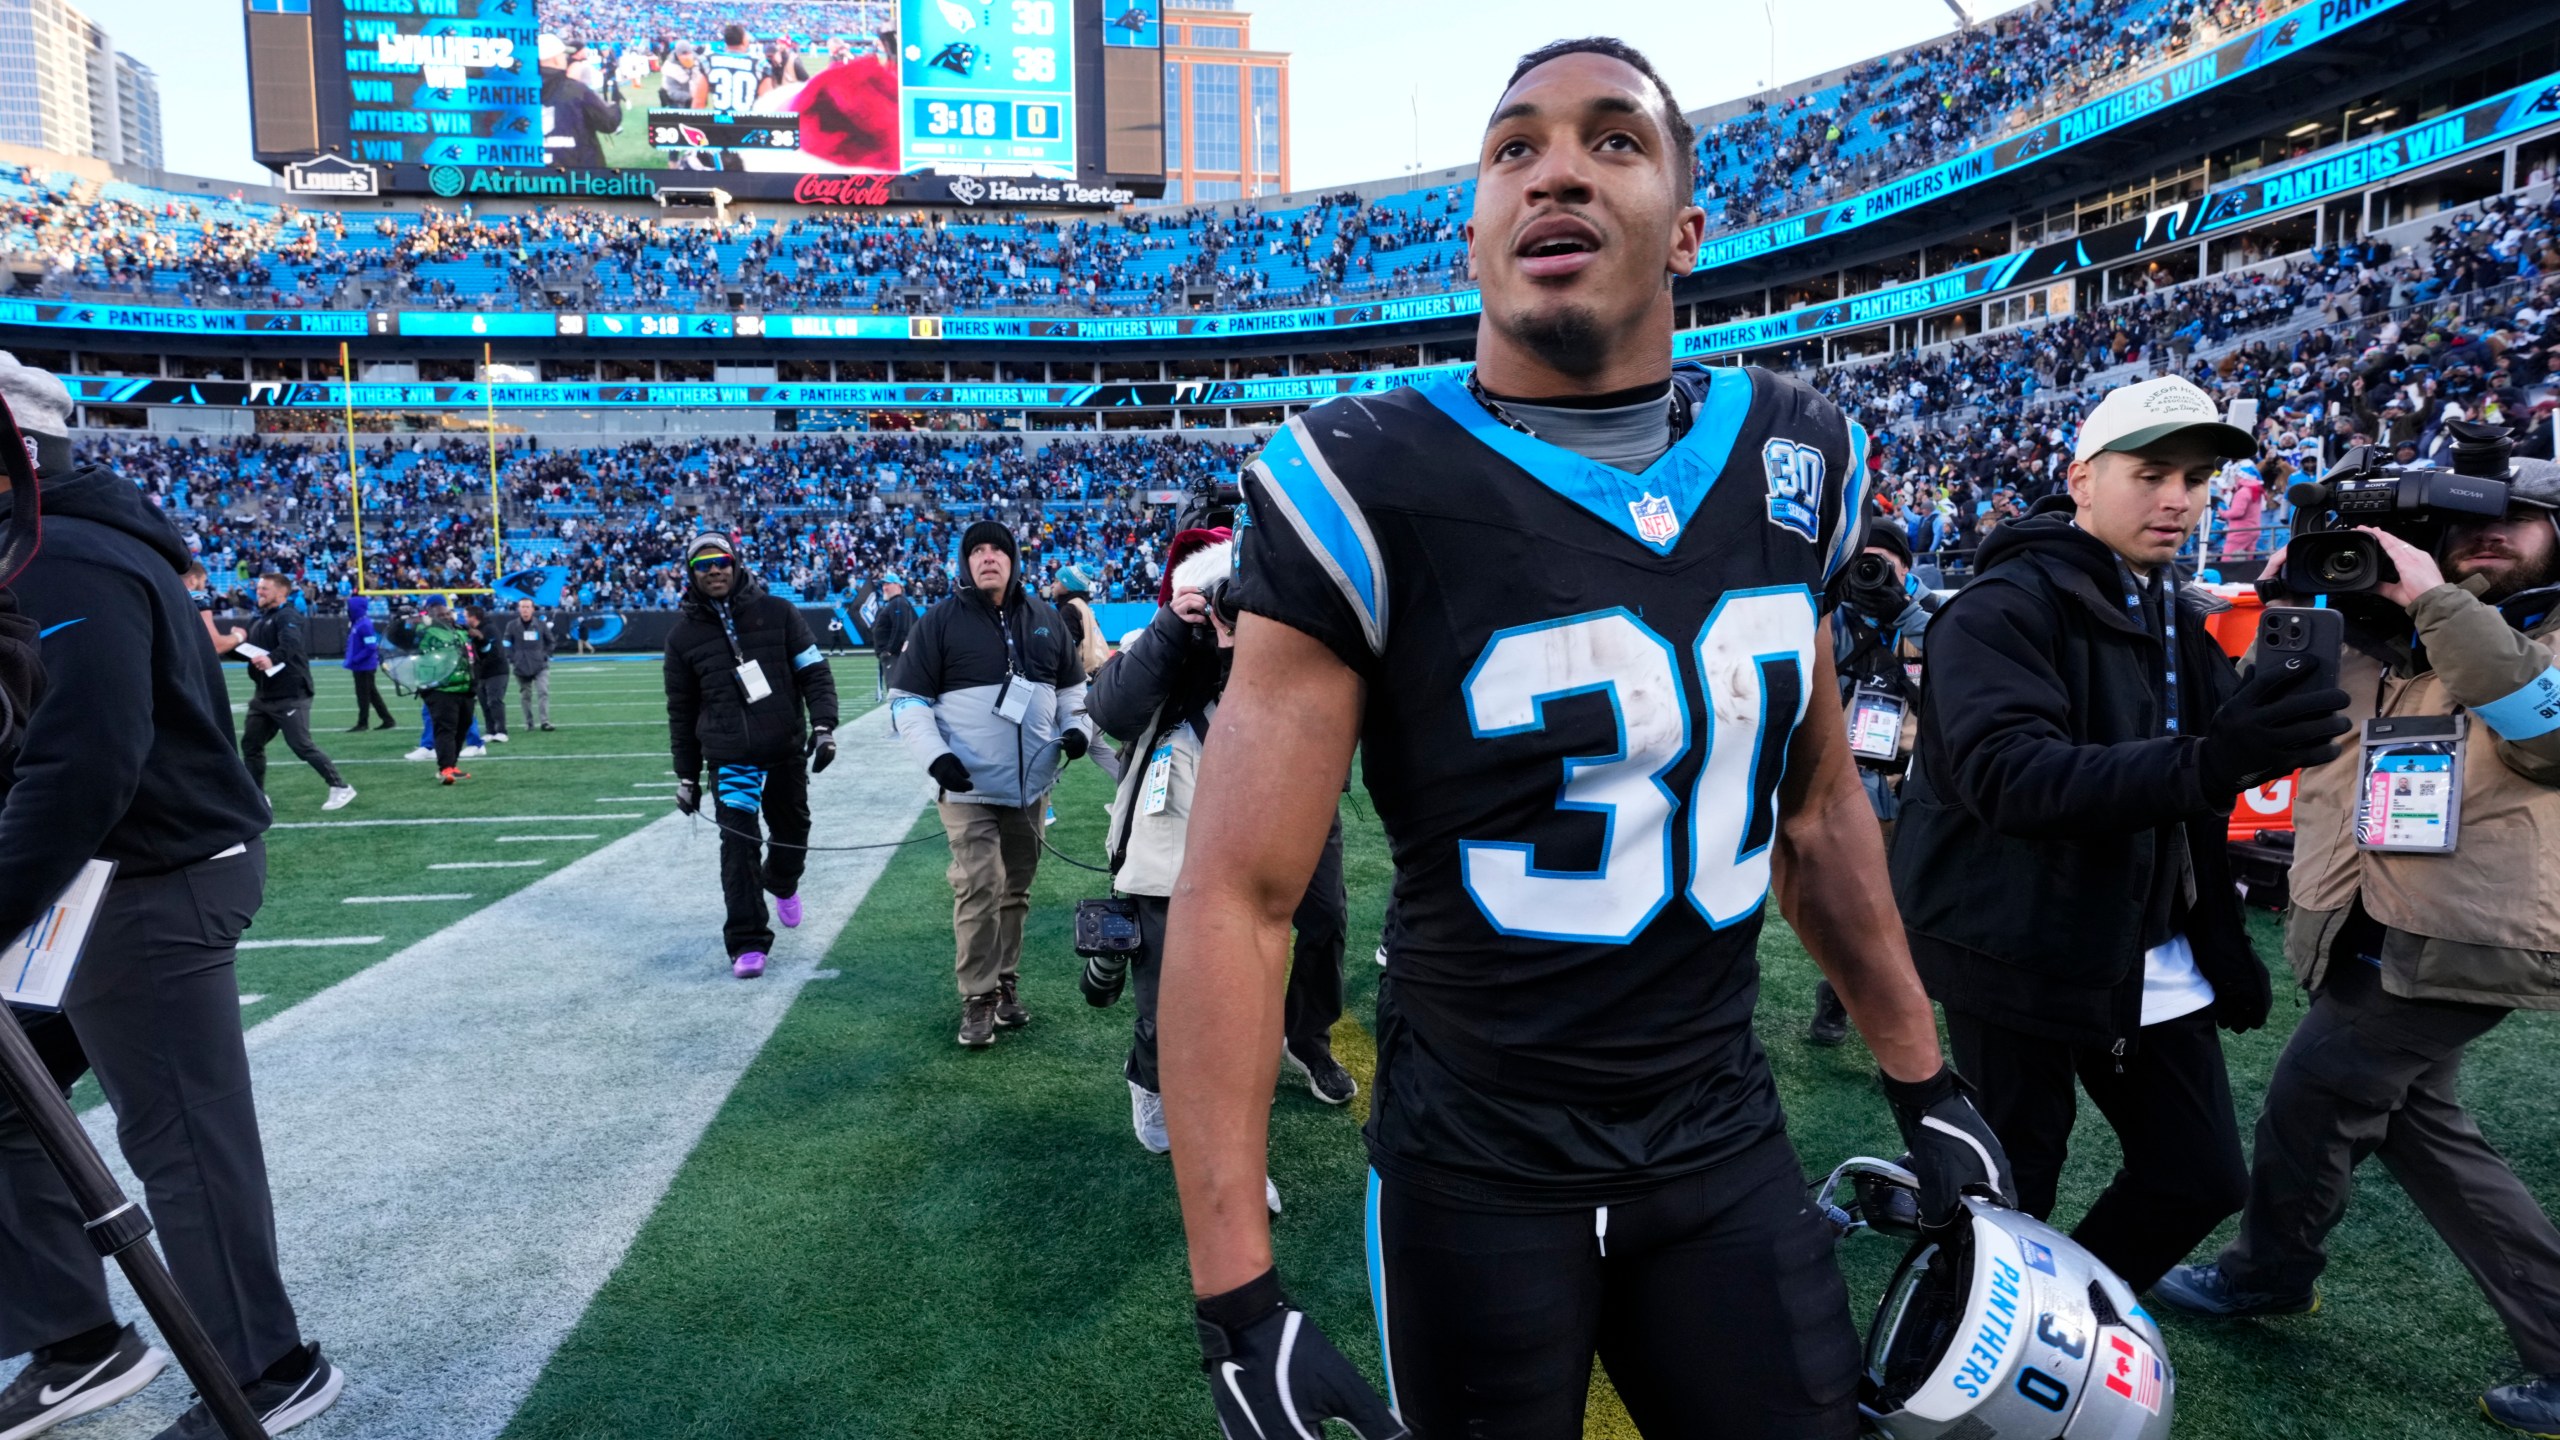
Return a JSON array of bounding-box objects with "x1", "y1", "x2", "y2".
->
[
  {"x1": 241, "y1": 698, "x2": 344, "y2": 789},
  {"x1": 715, "y1": 759, "x2": 810, "y2": 958},
  {"x1": 1364, "y1": 1133, "x2": 1860, "y2": 1439},
  {"x1": 424, "y1": 689, "x2": 475, "y2": 770},
  {"x1": 1946, "y1": 1005, "x2": 2247, "y2": 1293},
  {"x1": 1124, "y1": 818, "x2": 1346, "y2": 1093},
  {"x1": 0, "y1": 843, "x2": 304, "y2": 1383},
  {"x1": 2215, "y1": 954, "x2": 2560, "y2": 1371},
  {"x1": 348, "y1": 667, "x2": 395, "y2": 727}
]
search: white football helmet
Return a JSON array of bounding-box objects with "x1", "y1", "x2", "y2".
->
[{"x1": 1817, "y1": 1158, "x2": 2175, "y2": 1440}]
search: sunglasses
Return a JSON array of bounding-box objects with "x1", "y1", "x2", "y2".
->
[{"x1": 690, "y1": 555, "x2": 735, "y2": 571}]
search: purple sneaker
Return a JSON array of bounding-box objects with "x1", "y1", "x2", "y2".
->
[
  {"x1": 733, "y1": 951, "x2": 766, "y2": 980},
  {"x1": 776, "y1": 894, "x2": 803, "y2": 929}
]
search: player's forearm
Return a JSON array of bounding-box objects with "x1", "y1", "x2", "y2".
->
[
  {"x1": 1160, "y1": 876, "x2": 1292, "y2": 1298},
  {"x1": 1775, "y1": 774, "x2": 1941, "y2": 1083}
]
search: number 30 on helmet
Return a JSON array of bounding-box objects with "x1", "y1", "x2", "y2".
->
[{"x1": 1816, "y1": 1157, "x2": 2175, "y2": 1440}]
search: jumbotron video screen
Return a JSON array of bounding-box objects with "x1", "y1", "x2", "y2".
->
[{"x1": 340, "y1": 0, "x2": 1082, "y2": 178}]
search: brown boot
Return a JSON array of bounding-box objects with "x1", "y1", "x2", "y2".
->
[
  {"x1": 994, "y1": 975, "x2": 1029, "y2": 1030},
  {"x1": 958, "y1": 992, "x2": 998, "y2": 1049}
]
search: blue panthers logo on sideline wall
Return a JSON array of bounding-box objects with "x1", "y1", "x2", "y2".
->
[{"x1": 1762, "y1": 439, "x2": 1824, "y2": 543}]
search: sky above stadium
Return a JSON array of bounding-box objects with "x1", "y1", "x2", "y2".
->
[{"x1": 102, "y1": 0, "x2": 2035, "y2": 192}]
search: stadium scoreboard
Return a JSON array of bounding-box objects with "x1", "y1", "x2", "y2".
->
[{"x1": 244, "y1": 0, "x2": 1165, "y2": 207}]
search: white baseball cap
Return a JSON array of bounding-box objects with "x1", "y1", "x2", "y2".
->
[{"x1": 2072, "y1": 376, "x2": 2257, "y2": 464}]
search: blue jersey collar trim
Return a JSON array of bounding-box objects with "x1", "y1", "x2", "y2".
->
[{"x1": 1418, "y1": 366, "x2": 1756, "y2": 556}]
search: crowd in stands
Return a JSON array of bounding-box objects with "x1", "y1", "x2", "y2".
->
[
  {"x1": 1816, "y1": 191, "x2": 2560, "y2": 571},
  {"x1": 0, "y1": 0, "x2": 2310, "y2": 317},
  {"x1": 95, "y1": 430, "x2": 1245, "y2": 615}
]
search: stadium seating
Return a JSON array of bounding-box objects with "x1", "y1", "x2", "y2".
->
[{"x1": 0, "y1": 0, "x2": 2275, "y2": 317}]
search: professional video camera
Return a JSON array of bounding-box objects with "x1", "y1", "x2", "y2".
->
[{"x1": 2281, "y1": 420, "x2": 2514, "y2": 598}]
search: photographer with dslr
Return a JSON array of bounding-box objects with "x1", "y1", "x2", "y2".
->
[
  {"x1": 2156, "y1": 436, "x2": 2560, "y2": 1436},
  {"x1": 1807, "y1": 511, "x2": 1933, "y2": 1046},
  {"x1": 1086, "y1": 529, "x2": 1355, "y2": 1162},
  {"x1": 1893, "y1": 375, "x2": 2346, "y2": 1297}
]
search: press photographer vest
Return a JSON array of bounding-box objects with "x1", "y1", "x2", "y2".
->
[{"x1": 2289, "y1": 590, "x2": 2560, "y2": 1000}]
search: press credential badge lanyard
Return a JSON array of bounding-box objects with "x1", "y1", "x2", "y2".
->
[
  {"x1": 2354, "y1": 713, "x2": 2466, "y2": 854},
  {"x1": 1846, "y1": 685, "x2": 1906, "y2": 763},
  {"x1": 717, "y1": 602, "x2": 773, "y2": 704},
  {"x1": 990, "y1": 603, "x2": 1032, "y2": 724}
]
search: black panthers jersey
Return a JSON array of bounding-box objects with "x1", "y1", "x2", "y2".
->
[{"x1": 1232, "y1": 364, "x2": 1870, "y2": 1208}]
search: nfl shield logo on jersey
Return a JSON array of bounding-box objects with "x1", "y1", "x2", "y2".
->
[
  {"x1": 1762, "y1": 439, "x2": 1824, "y2": 543},
  {"x1": 1628, "y1": 492, "x2": 1681, "y2": 546}
]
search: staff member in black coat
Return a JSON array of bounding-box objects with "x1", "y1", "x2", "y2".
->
[
  {"x1": 1891, "y1": 376, "x2": 2352, "y2": 1294},
  {"x1": 665, "y1": 534, "x2": 841, "y2": 980},
  {"x1": 237, "y1": 572, "x2": 355, "y2": 811},
  {"x1": 0, "y1": 363, "x2": 344, "y2": 1440}
]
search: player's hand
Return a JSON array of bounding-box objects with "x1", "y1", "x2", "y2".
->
[
  {"x1": 1884, "y1": 1066, "x2": 2012, "y2": 1227},
  {"x1": 807, "y1": 727, "x2": 837, "y2": 773},
  {"x1": 929, "y1": 753, "x2": 974, "y2": 793},
  {"x1": 1196, "y1": 1270, "x2": 1407, "y2": 1440},
  {"x1": 1059, "y1": 727, "x2": 1089, "y2": 761},
  {"x1": 674, "y1": 778, "x2": 701, "y2": 816}
]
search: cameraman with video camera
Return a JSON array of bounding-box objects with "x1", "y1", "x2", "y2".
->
[
  {"x1": 2157, "y1": 427, "x2": 2560, "y2": 1435},
  {"x1": 1085, "y1": 526, "x2": 1355, "y2": 1171},
  {"x1": 1806, "y1": 510, "x2": 1933, "y2": 1046}
]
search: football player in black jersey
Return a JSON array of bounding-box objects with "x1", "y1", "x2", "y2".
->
[{"x1": 1159, "y1": 37, "x2": 2012, "y2": 1440}]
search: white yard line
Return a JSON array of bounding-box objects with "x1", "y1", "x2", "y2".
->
[
  {"x1": 343, "y1": 893, "x2": 476, "y2": 904},
  {"x1": 238, "y1": 937, "x2": 386, "y2": 951},
  {"x1": 61, "y1": 705, "x2": 930, "y2": 1440},
  {"x1": 494, "y1": 835, "x2": 596, "y2": 843},
  {"x1": 269, "y1": 815, "x2": 649, "y2": 829},
  {"x1": 428, "y1": 861, "x2": 547, "y2": 870},
  {"x1": 239, "y1": 994, "x2": 266, "y2": 1006}
]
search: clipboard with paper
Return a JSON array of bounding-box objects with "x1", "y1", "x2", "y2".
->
[{"x1": 4, "y1": 858, "x2": 114, "y2": 1010}]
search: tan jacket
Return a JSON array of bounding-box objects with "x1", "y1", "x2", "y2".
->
[
  {"x1": 2286, "y1": 578, "x2": 2560, "y2": 1006},
  {"x1": 1063, "y1": 596, "x2": 1110, "y2": 677},
  {"x1": 1104, "y1": 705, "x2": 1206, "y2": 898}
]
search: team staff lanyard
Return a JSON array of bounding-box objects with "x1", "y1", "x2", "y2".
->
[
  {"x1": 716, "y1": 601, "x2": 774, "y2": 704},
  {"x1": 987, "y1": 596, "x2": 1032, "y2": 723}
]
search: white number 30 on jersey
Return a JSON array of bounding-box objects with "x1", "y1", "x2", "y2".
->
[{"x1": 1459, "y1": 589, "x2": 1817, "y2": 944}]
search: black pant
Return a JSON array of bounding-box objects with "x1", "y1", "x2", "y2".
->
[
  {"x1": 2217, "y1": 955, "x2": 2560, "y2": 1371},
  {"x1": 349, "y1": 667, "x2": 394, "y2": 727},
  {"x1": 1125, "y1": 817, "x2": 1347, "y2": 1093},
  {"x1": 241, "y1": 697, "x2": 343, "y2": 789},
  {"x1": 1947, "y1": 1005, "x2": 2247, "y2": 1293},
  {"x1": 1366, "y1": 1134, "x2": 1859, "y2": 1439},
  {"x1": 424, "y1": 689, "x2": 475, "y2": 769},
  {"x1": 714, "y1": 759, "x2": 810, "y2": 957},
  {"x1": 476, "y1": 675, "x2": 509, "y2": 737},
  {"x1": 0, "y1": 843, "x2": 303, "y2": 1383}
]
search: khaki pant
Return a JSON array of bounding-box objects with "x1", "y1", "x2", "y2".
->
[{"x1": 939, "y1": 798, "x2": 1043, "y2": 999}]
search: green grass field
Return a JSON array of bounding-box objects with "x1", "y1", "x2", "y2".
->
[{"x1": 211, "y1": 654, "x2": 2560, "y2": 1439}]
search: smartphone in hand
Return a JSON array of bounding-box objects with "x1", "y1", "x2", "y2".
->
[{"x1": 2258, "y1": 605, "x2": 2343, "y2": 693}]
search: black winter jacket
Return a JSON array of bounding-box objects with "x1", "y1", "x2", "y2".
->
[
  {"x1": 664, "y1": 570, "x2": 841, "y2": 776},
  {"x1": 0, "y1": 465, "x2": 268, "y2": 942},
  {"x1": 870, "y1": 592, "x2": 916, "y2": 662},
  {"x1": 1890, "y1": 499, "x2": 2269, "y2": 1048},
  {"x1": 242, "y1": 599, "x2": 315, "y2": 703}
]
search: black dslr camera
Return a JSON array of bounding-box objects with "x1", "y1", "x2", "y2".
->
[
  {"x1": 2281, "y1": 420, "x2": 2513, "y2": 597},
  {"x1": 1840, "y1": 552, "x2": 1907, "y2": 622}
]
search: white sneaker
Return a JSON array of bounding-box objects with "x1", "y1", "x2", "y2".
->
[
  {"x1": 323, "y1": 785, "x2": 357, "y2": 811},
  {"x1": 1130, "y1": 1079, "x2": 1169, "y2": 1153},
  {"x1": 491, "y1": 732, "x2": 510, "y2": 744},
  {"x1": 1265, "y1": 1176, "x2": 1283, "y2": 1215},
  {"x1": 403, "y1": 745, "x2": 434, "y2": 761},
  {"x1": 462, "y1": 743, "x2": 488, "y2": 757},
  {"x1": 1375, "y1": 944, "x2": 1389, "y2": 968}
]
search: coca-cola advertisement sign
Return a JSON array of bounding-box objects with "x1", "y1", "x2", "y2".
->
[{"x1": 793, "y1": 174, "x2": 897, "y2": 207}]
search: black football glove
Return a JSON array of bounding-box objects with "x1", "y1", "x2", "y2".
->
[
  {"x1": 1883, "y1": 1066, "x2": 2012, "y2": 1228},
  {"x1": 2201, "y1": 660, "x2": 2352, "y2": 794},
  {"x1": 1196, "y1": 1270, "x2": 1405, "y2": 1440},
  {"x1": 928, "y1": 753, "x2": 974, "y2": 793},
  {"x1": 674, "y1": 778, "x2": 701, "y2": 816},
  {"x1": 807, "y1": 727, "x2": 837, "y2": 773},
  {"x1": 1059, "y1": 727, "x2": 1089, "y2": 762}
]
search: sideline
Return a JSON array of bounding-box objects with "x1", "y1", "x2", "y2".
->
[{"x1": 59, "y1": 706, "x2": 932, "y2": 1440}]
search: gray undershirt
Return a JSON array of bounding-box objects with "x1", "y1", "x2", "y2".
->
[{"x1": 1494, "y1": 389, "x2": 1676, "y2": 472}]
